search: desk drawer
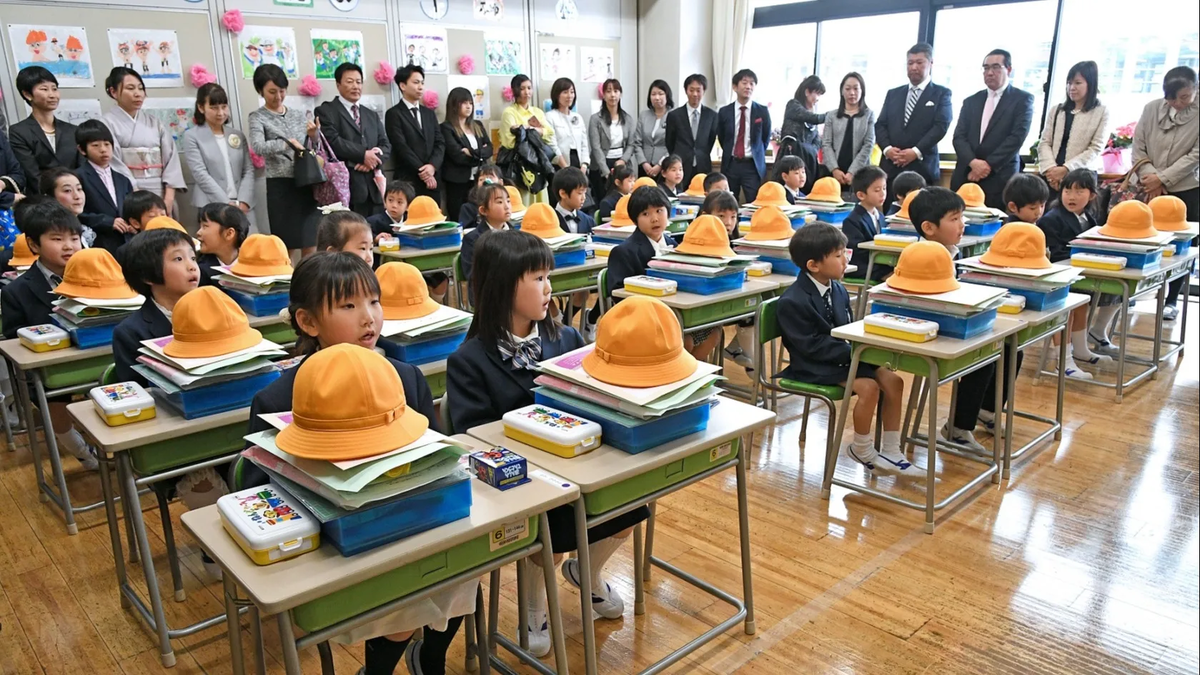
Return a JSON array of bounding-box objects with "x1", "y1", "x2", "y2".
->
[
  {"x1": 129, "y1": 422, "x2": 246, "y2": 475},
  {"x1": 1017, "y1": 313, "x2": 1068, "y2": 345},
  {"x1": 400, "y1": 251, "x2": 458, "y2": 273},
  {"x1": 679, "y1": 295, "x2": 760, "y2": 329},
  {"x1": 860, "y1": 339, "x2": 1003, "y2": 380},
  {"x1": 258, "y1": 322, "x2": 298, "y2": 347},
  {"x1": 42, "y1": 355, "x2": 112, "y2": 390},
  {"x1": 584, "y1": 438, "x2": 740, "y2": 515},
  {"x1": 426, "y1": 370, "x2": 447, "y2": 399},
  {"x1": 551, "y1": 268, "x2": 601, "y2": 293}
]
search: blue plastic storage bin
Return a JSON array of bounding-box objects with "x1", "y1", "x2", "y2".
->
[
  {"x1": 534, "y1": 389, "x2": 710, "y2": 454},
  {"x1": 964, "y1": 220, "x2": 1003, "y2": 237},
  {"x1": 396, "y1": 231, "x2": 462, "y2": 249},
  {"x1": 646, "y1": 269, "x2": 746, "y2": 295},
  {"x1": 591, "y1": 234, "x2": 627, "y2": 245},
  {"x1": 322, "y1": 474, "x2": 473, "y2": 556},
  {"x1": 553, "y1": 248, "x2": 587, "y2": 268},
  {"x1": 155, "y1": 369, "x2": 281, "y2": 419},
  {"x1": 222, "y1": 287, "x2": 289, "y2": 317},
  {"x1": 813, "y1": 210, "x2": 852, "y2": 225},
  {"x1": 379, "y1": 331, "x2": 467, "y2": 365},
  {"x1": 1069, "y1": 244, "x2": 1162, "y2": 270},
  {"x1": 974, "y1": 284, "x2": 1069, "y2": 311},
  {"x1": 759, "y1": 256, "x2": 800, "y2": 277},
  {"x1": 871, "y1": 302, "x2": 998, "y2": 340},
  {"x1": 50, "y1": 315, "x2": 117, "y2": 348},
  {"x1": 1172, "y1": 238, "x2": 1192, "y2": 256}
]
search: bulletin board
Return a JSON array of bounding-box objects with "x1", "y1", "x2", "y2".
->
[
  {"x1": 415, "y1": 27, "x2": 529, "y2": 131},
  {"x1": 533, "y1": 34, "x2": 620, "y2": 118}
]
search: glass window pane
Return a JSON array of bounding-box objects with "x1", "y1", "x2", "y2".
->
[
  {"x1": 1053, "y1": 0, "x2": 1199, "y2": 135},
  {"x1": 817, "y1": 12, "x2": 920, "y2": 116},
  {"x1": 934, "y1": 1, "x2": 1057, "y2": 156},
  {"x1": 743, "y1": 23, "x2": 817, "y2": 129}
]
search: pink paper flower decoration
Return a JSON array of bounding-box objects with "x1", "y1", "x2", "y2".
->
[
  {"x1": 189, "y1": 64, "x2": 217, "y2": 88},
  {"x1": 502, "y1": 85, "x2": 514, "y2": 103},
  {"x1": 249, "y1": 147, "x2": 265, "y2": 170},
  {"x1": 374, "y1": 61, "x2": 395, "y2": 86},
  {"x1": 457, "y1": 55, "x2": 475, "y2": 75},
  {"x1": 221, "y1": 9, "x2": 244, "y2": 34},
  {"x1": 422, "y1": 89, "x2": 440, "y2": 110},
  {"x1": 596, "y1": 82, "x2": 605, "y2": 98},
  {"x1": 299, "y1": 75, "x2": 322, "y2": 97}
]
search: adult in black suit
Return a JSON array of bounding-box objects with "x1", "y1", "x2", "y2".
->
[
  {"x1": 716, "y1": 69, "x2": 771, "y2": 203},
  {"x1": 875, "y1": 43, "x2": 953, "y2": 202},
  {"x1": 440, "y1": 87, "x2": 494, "y2": 224},
  {"x1": 315, "y1": 63, "x2": 392, "y2": 218},
  {"x1": 385, "y1": 64, "x2": 444, "y2": 203},
  {"x1": 951, "y1": 49, "x2": 1035, "y2": 209},
  {"x1": 9, "y1": 67, "x2": 81, "y2": 195},
  {"x1": 664, "y1": 73, "x2": 717, "y2": 185}
]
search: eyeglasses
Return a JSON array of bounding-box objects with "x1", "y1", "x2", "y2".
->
[{"x1": 981, "y1": 64, "x2": 1007, "y2": 72}]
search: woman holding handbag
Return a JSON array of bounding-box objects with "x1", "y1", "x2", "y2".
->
[
  {"x1": 249, "y1": 64, "x2": 320, "y2": 259},
  {"x1": 1037, "y1": 61, "x2": 1109, "y2": 198},
  {"x1": 440, "y1": 86, "x2": 494, "y2": 223}
]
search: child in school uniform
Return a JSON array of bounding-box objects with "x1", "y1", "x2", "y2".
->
[
  {"x1": 887, "y1": 170, "x2": 926, "y2": 216},
  {"x1": 366, "y1": 180, "x2": 415, "y2": 242},
  {"x1": 1003, "y1": 173, "x2": 1049, "y2": 225},
  {"x1": 196, "y1": 203, "x2": 250, "y2": 285},
  {"x1": 461, "y1": 183, "x2": 512, "y2": 302},
  {"x1": 658, "y1": 154, "x2": 685, "y2": 197},
  {"x1": 594, "y1": 164, "x2": 635, "y2": 223},
  {"x1": 672, "y1": 214, "x2": 742, "y2": 359},
  {"x1": 703, "y1": 172, "x2": 730, "y2": 195},
  {"x1": 698, "y1": 190, "x2": 757, "y2": 369},
  {"x1": 122, "y1": 190, "x2": 168, "y2": 232},
  {"x1": 454, "y1": 164, "x2": 503, "y2": 231},
  {"x1": 551, "y1": 167, "x2": 595, "y2": 235},
  {"x1": 605, "y1": 186, "x2": 676, "y2": 299},
  {"x1": 316, "y1": 208, "x2": 374, "y2": 267},
  {"x1": 38, "y1": 167, "x2": 98, "y2": 249},
  {"x1": 446, "y1": 229, "x2": 647, "y2": 657},
  {"x1": 841, "y1": 165, "x2": 890, "y2": 282},
  {"x1": 773, "y1": 155, "x2": 807, "y2": 204},
  {"x1": 75, "y1": 119, "x2": 134, "y2": 255},
  {"x1": 777, "y1": 222, "x2": 918, "y2": 475}
]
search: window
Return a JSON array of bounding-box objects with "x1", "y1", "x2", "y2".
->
[
  {"x1": 743, "y1": 23, "x2": 817, "y2": 128},
  {"x1": 817, "y1": 12, "x2": 921, "y2": 116},
  {"x1": 934, "y1": 1, "x2": 1057, "y2": 156}
]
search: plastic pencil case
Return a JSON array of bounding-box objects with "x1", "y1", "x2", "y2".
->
[
  {"x1": 1070, "y1": 251, "x2": 1128, "y2": 271},
  {"x1": 395, "y1": 231, "x2": 462, "y2": 249},
  {"x1": 964, "y1": 220, "x2": 1003, "y2": 237},
  {"x1": 159, "y1": 369, "x2": 281, "y2": 419},
  {"x1": 870, "y1": 302, "x2": 998, "y2": 340},
  {"x1": 49, "y1": 315, "x2": 117, "y2": 349},
  {"x1": 646, "y1": 269, "x2": 746, "y2": 295},
  {"x1": 323, "y1": 475, "x2": 472, "y2": 557},
  {"x1": 624, "y1": 275, "x2": 677, "y2": 297},
  {"x1": 873, "y1": 233, "x2": 920, "y2": 249},
  {"x1": 534, "y1": 389, "x2": 711, "y2": 454},
  {"x1": 379, "y1": 331, "x2": 467, "y2": 366},
  {"x1": 863, "y1": 313, "x2": 939, "y2": 343},
  {"x1": 378, "y1": 237, "x2": 400, "y2": 252},
  {"x1": 552, "y1": 248, "x2": 587, "y2": 268},
  {"x1": 218, "y1": 484, "x2": 320, "y2": 565},
  {"x1": 222, "y1": 287, "x2": 289, "y2": 317},
  {"x1": 18, "y1": 324, "x2": 71, "y2": 352},
  {"x1": 503, "y1": 404, "x2": 602, "y2": 458},
  {"x1": 589, "y1": 243, "x2": 615, "y2": 258},
  {"x1": 89, "y1": 381, "x2": 156, "y2": 426},
  {"x1": 746, "y1": 262, "x2": 773, "y2": 277},
  {"x1": 815, "y1": 210, "x2": 852, "y2": 224},
  {"x1": 995, "y1": 285, "x2": 1069, "y2": 311},
  {"x1": 1071, "y1": 246, "x2": 1160, "y2": 270},
  {"x1": 758, "y1": 255, "x2": 800, "y2": 277},
  {"x1": 997, "y1": 294, "x2": 1027, "y2": 314}
]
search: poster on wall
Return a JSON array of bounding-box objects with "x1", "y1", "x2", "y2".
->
[
  {"x1": 484, "y1": 34, "x2": 523, "y2": 76},
  {"x1": 539, "y1": 44, "x2": 575, "y2": 81},
  {"x1": 555, "y1": 0, "x2": 579, "y2": 20},
  {"x1": 448, "y1": 75, "x2": 490, "y2": 121},
  {"x1": 400, "y1": 25, "x2": 448, "y2": 74},
  {"x1": 580, "y1": 47, "x2": 614, "y2": 83},
  {"x1": 8, "y1": 24, "x2": 94, "y2": 88},
  {"x1": 54, "y1": 98, "x2": 103, "y2": 126},
  {"x1": 474, "y1": 0, "x2": 504, "y2": 20},
  {"x1": 311, "y1": 28, "x2": 363, "y2": 80},
  {"x1": 141, "y1": 97, "x2": 197, "y2": 150},
  {"x1": 237, "y1": 26, "x2": 299, "y2": 79},
  {"x1": 107, "y1": 29, "x2": 182, "y2": 88}
]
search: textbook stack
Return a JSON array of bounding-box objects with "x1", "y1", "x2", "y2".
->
[
  {"x1": 962, "y1": 205, "x2": 1006, "y2": 237},
  {"x1": 957, "y1": 257, "x2": 1082, "y2": 310},
  {"x1": 133, "y1": 336, "x2": 285, "y2": 419},
  {"x1": 647, "y1": 253, "x2": 755, "y2": 294},
  {"x1": 543, "y1": 232, "x2": 589, "y2": 268},
  {"x1": 590, "y1": 223, "x2": 635, "y2": 245},
  {"x1": 215, "y1": 265, "x2": 291, "y2": 317},
  {"x1": 50, "y1": 295, "x2": 144, "y2": 349},
  {"x1": 732, "y1": 238, "x2": 795, "y2": 274},
  {"x1": 738, "y1": 202, "x2": 814, "y2": 229},
  {"x1": 392, "y1": 220, "x2": 463, "y2": 250},
  {"x1": 379, "y1": 304, "x2": 473, "y2": 365},
  {"x1": 868, "y1": 282, "x2": 1008, "y2": 340},
  {"x1": 668, "y1": 200, "x2": 700, "y2": 234},
  {"x1": 1069, "y1": 227, "x2": 1171, "y2": 272}
]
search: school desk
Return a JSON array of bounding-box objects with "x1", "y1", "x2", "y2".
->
[
  {"x1": 827, "y1": 317, "x2": 1025, "y2": 533},
  {"x1": 67, "y1": 399, "x2": 254, "y2": 667},
  {"x1": 468, "y1": 397, "x2": 775, "y2": 675},
  {"x1": 851, "y1": 236, "x2": 995, "y2": 317},
  {"x1": 419, "y1": 358, "x2": 447, "y2": 400},
  {"x1": 180, "y1": 434, "x2": 580, "y2": 675},
  {"x1": 379, "y1": 243, "x2": 461, "y2": 306},
  {"x1": 0, "y1": 312, "x2": 293, "y2": 534}
]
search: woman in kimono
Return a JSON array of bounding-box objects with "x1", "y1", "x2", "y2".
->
[{"x1": 102, "y1": 67, "x2": 186, "y2": 215}]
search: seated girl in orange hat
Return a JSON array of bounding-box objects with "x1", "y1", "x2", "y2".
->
[{"x1": 447, "y1": 229, "x2": 647, "y2": 657}]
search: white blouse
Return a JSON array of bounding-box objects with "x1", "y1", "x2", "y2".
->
[{"x1": 607, "y1": 121, "x2": 625, "y2": 159}]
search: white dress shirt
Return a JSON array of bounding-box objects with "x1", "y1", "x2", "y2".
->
[
  {"x1": 737, "y1": 102, "x2": 754, "y2": 157},
  {"x1": 89, "y1": 160, "x2": 118, "y2": 205},
  {"x1": 649, "y1": 233, "x2": 670, "y2": 254},
  {"x1": 807, "y1": 273, "x2": 831, "y2": 297},
  {"x1": 404, "y1": 99, "x2": 422, "y2": 129},
  {"x1": 884, "y1": 77, "x2": 931, "y2": 158},
  {"x1": 607, "y1": 121, "x2": 625, "y2": 159}
]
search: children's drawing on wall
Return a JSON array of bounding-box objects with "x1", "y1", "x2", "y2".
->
[
  {"x1": 474, "y1": 0, "x2": 504, "y2": 20},
  {"x1": 54, "y1": 98, "x2": 103, "y2": 126},
  {"x1": 237, "y1": 26, "x2": 299, "y2": 79},
  {"x1": 311, "y1": 29, "x2": 364, "y2": 80},
  {"x1": 141, "y1": 97, "x2": 198, "y2": 150},
  {"x1": 107, "y1": 29, "x2": 181, "y2": 88},
  {"x1": 539, "y1": 44, "x2": 576, "y2": 81},
  {"x1": 8, "y1": 24, "x2": 93, "y2": 87},
  {"x1": 448, "y1": 75, "x2": 489, "y2": 120},
  {"x1": 400, "y1": 26, "x2": 448, "y2": 74},
  {"x1": 580, "y1": 47, "x2": 614, "y2": 83},
  {"x1": 484, "y1": 35, "x2": 523, "y2": 76},
  {"x1": 556, "y1": 0, "x2": 579, "y2": 21}
]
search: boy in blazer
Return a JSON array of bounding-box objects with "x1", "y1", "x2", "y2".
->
[
  {"x1": 2, "y1": 199, "x2": 82, "y2": 338},
  {"x1": 875, "y1": 43, "x2": 953, "y2": 201},
  {"x1": 841, "y1": 166, "x2": 892, "y2": 282},
  {"x1": 552, "y1": 167, "x2": 595, "y2": 235},
  {"x1": 665, "y1": 74, "x2": 717, "y2": 185},
  {"x1": 385, "y1": 65, "x2": 444, "y2": 201},
  {"x1": 716, "y1": 69, "x2": 771, "y2": 202},
  {"x1": 75, "y1": 119, "x2": 134, "y2": 254},
  {"x1": 316, "y1": 64, "x2": 392, "y2": 217},
  {"x1": 605, "y1": 186, "x2": 676, "y2": 298}
]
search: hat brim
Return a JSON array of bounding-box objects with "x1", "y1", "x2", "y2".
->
[
  {"x1": 407, "y1": 214, "x2": 449, "y2": 227},
  {"x1": 752, "y1": 198, "x2": 789, "y2": 208},
  {"x1": 610, "y1": 216, "x2": 634, "y2": 227},
  {"x1": 1154, "y1": 219, "x2": 1190, "y2": 232},
  {"x1": 675, "y1": 242, "x2": 737, "y2": 258},
  {"x1": 745, "y1": 230, "x2": 792, "y2": 242},
  {"x1": 979, "y1": 251, "x2": 1052, "y2": 269},
  {"x1": 162, "y1": 327, "x2": 263, "y2": 359},
  {"x1": 230, "y1": 261, "x2": 294, "y2": 277},
  {"x1": 961, "y1": 199, "x2": 986, "y2": 208},
  {"x1": 53, "y1": 281, "x2": 139, "y2": 300},
  {"x1": 581, "y1": 347, "x2": 698, "y2": 388},
  {"x1": 275, "y1": 405, "x2": 429, "y2": 461},
  {"x1": 383, "y1": 297, "x2": 441, "y2": 320},
  {"x1": 807, "y1": 194, "x2": 845, "y2": 205},
  {"x1": 10, "y1": 256, "x2": 37, "y2": 267},
  {"x1": 684, "y1": 189, "x2": 705, "y2": 198},
  {"x1": 528, "y1": 225, "x2": 568, "y2": 239},
  {"x1": 1098, "y1": 224, "x2": 1159, "y2": 240},
  {"x1": 887, "y1": 275, "x2": 961, "y2": 295}
]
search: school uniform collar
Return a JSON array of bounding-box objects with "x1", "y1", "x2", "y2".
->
[
  {"x1": 806, "y1": 273, "x2": 831, "y2": 297},
  {"x1": 339, "y1": 96, "x2": 361, "y2": 116},
  {"x1": 152, "y1": 299, "x2": 173, "y2": 320},
  {"x1": 36, "y1": 261, "x2": 62, "y2": 288},
  {"x1": 507, "y1": 324, "x2": 540, "y2": 344},
  {"x1": 944, "y1": 243, "x2": 960, "y2": 260},
  {"x1": 648, "y1": 233, "x2": 670, "y2": 254},
  {"x1": 89, "y1": 160, "x2": 114, "y2": 179},
  {"x1": 484, "y1": 220, "x2": 509, "y2": 232}
]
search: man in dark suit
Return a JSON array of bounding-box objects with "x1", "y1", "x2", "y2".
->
[
  {"x1": 665, "y1": 73, "x2": 717, "y2": 185},
  {"x1": 875, "y1": 42, "x2": 953, "y2": 203},
  {"x1": 951, "y1": 49, "x2": 1035, "y2": 209},
  {"x1": 315, "y1": 63, "x2": 391, "y2": 218},
  {"x1": 385, "y1": 65, "x2": 444, "y2": 202},
  {"x1": 716, "y1": 69, "x2": 771, "y2": 203}
]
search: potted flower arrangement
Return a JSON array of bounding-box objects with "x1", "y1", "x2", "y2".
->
[{"x1": 1102, "y1": 122, "x2": 1136, "y2": 174}]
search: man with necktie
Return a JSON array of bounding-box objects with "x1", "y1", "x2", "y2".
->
[
  {"x1": 875, "y1": 43, "x2": 953, "y2": 204},
  {"x1": 665, "y1": 73, "x2": 717, "y2": 186},
  {"x1": 951, "y1": 48, "x2": 1034, "y2": 209},
  {"x1": 315, "y1": 62, "x2": 391, "y2": 217},
  {"x1": 385, "y1": 64, "x2": 445, "y2": 202},
  {"x1": 716, "y1": 69, "x2": 771, "y2": 203}
]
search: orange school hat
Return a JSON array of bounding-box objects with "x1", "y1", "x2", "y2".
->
[
  {"x1": 751, "y1": 182, "x2": 789, "y2": 208},
  {"x1": 956, "y1": 183, "x2": 987, "y2": 208},
  {"x1": 405, "y1": 196, "x2": 447, "y2": 227},
  {"x1": 634, "y1": 176, "x2": 658, "y2": 191},
  {"x1": 610, "y1": 195, "x2": 635, "y2": 227},
  {"x1": 980, "y1": 222, "x2": 1051, "y2": 269},
  {"x1": 746, "y1": 206, "x2": 794, "y2": 242},
  {"x1": 675, "y1": 214, "x2": 736, "y2": 258},
  {"x1": 582, "y1": 295, "x2": 698, "y2": 387},
  {"x1": 276, "y1": 344, "x2": 430, "y2": 461},
  {"x1": 1149, "y1": 195, "x2": 1191, "y2": 232},
  {"x1": 1099, "y1": 200, "x2": 1157, "y2": 240},
  {"x1": 143, "y1": 216, "x2": 187, "y2": 233},
  {"x1": 9, "y1": 234, "x2": 37, "y2": 268},
  {"x1": 230, "y1": 234, "x2": 292, "y2": 277},
  {"x1": 807, "y1": 176, "x2": 845, "y2": 204},
  {"x1": 685, "y1": 173, "x2": 707, "y2": 197},
  {"x1": 520, "y1": 203, "x2": 568, "y2": 239},
  {"x1": 896, "y1": 190, "x2": 919, "y2": 220},
  {"x1": 378, "y1": 262, "x2": 441, "y2": 320},
  {"x1": 887, "y1": 241, "x2": 961, "y2": 294},
  {"x1": 53, "y1": 248, "x2": 138, "y2": 300},
  {"x1": 163, "y1": 286, "x2": 263, "y2": 358},
  {"x1": 505, "y1": 186, "x2": 525, "y2": 210}
]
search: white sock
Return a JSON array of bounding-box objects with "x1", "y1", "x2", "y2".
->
[
  {"x1": 881, "y1": 430, "x2": 901, "y2": 453},
  {"x1": 725, "y1": 331, "x2": 742, "y2": 354},
  {"x1": 736, "y1": 326, "x2": 757, "y2": 364},
  {"x1": 55, "y1": 428, "x2": 89, "y2": 460},
  {"x1": 851, "y1": 432, "x2": 873, "y2": 452},
  {"x1": 526, "y1": 558, "x2": 548, "y2": 615},
  {"x1": 979, "y1": 410, "x2": 995, "y2": 424},
  {"x1": 1090, "y1": 305, "x2": 1120, "y2": 342},
  {"x1": 588, "y1": 536, "x2": 625, "y2": 588},
  {"x1": 1070, "y1": 329, "x2": 1096, "y2": 360}
]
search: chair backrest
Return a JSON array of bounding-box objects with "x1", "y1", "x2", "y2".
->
[
  {"x1": 100, "y1": 364, "x2": 117, "y2": 386},
  {"x1": 596, "y1": 267, "x2": 609, "y2": 315},
  {"x1": 438, "y1": 392, "x2": 454, "y2": 436},
  {"x1": 757, "y1": 296, "x2": 781, "y2": 345}
]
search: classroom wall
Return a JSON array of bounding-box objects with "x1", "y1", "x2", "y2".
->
[{"x1": 636, "y1": 0, "x2": 717, "y2": 108}]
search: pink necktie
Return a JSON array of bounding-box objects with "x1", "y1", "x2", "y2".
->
[{"x1": 979, "y1": 91, "x2": 1000, "y2": 142}]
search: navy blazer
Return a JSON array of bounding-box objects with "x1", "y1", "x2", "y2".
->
[
  {"x1": 196, "y1": 252, "x2": 227, "y2": 287},
  {"x1": 842, "y1": 204, "x2": 890, "y2": 282},
  {"x1": 556, "y1": 208, "x2": 595, "y2": 235},
  {"x1": 446, "y1": 326, "x2": 584, "y2": 434},
  {"x1": 606, "y1": 228, "x2": 676, "y2": 297},
  {"x1": 112, "y1": 301, "x2": 172, "y2": 386},
  {"x1": 874, "y1": 82, "x2": 953, "y2": 185},
  {"x1": 76, "y1": 162, "x2": 134, "y2": 254},
  {"x1": 457, "y1": 201, "x2": 478, "y2": 230},
  {"x1": 8, "y1": 116, "x2": 81, "y2": 196},
  {"x1": 1, "y1": 265, "x2": 57, "y2": 339},
  {"x1": 777, "y1": 273, "x2": 855, "y2": 386},
  {"x1": 595, "y1": 191, "x2": 622, "y2": 223},
  {"x1": 0, "y1": 132, "x2": 27, "y2": 210},
  {"x1": 366, "y1": 212, "x2": 400, "y2": 239},
  {"x1": 717, "y1": 101, "x2": 771, "y2": 179},
  {"x1": 951, "y1": 85, "x2": 1035, "y2": 208},
  {"x1": 1038, "y1": 206, "x2": 1094, "y2": 263}
]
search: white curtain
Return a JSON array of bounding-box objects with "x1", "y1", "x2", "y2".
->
[{"x1": 711, "y1": 0, "x2": 755, "y2": 107}]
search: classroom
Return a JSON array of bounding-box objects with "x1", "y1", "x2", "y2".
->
[{"x1": 0, "y1": 0, "x2": 1196, "y2": 673}]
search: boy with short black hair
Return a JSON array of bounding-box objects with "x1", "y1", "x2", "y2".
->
[
  {"x1": 367, "y1": 179, "x2": 416, "y2": 240},
  {"x1": 888, "y1": 171, "x2": 927, "y2": 216},
  {"x1": 122, "y1": 190, "x2": 168, "y2": 231},
  {"x1": 606, "y1": 186, "x2": 675, "y2": 298},
  {"x1": 772, "y1": 156, "x2": 806, "y2": 203},
  {"x1": 75, "y1": 119, "x2": 134, "y2": 255},
  {"x1": 778, "y1": 222, "x2": 916, "y2": 475},
  {"x1": 552, "y1": 167, "x2": 595, "y2": 235},
  {"x1": 1003, "y1": 173, "x2": 1049, "y2": 224},
  {"x1": 595, "y1": 164, "x2": 635, "y2": 223},
  {"x1": 909, "y1": 186, "x2": 966, "y2": 254},
  {"x1": 842, "y1": 165, "x2": 890, "y2": 281},
  {"x1": 703, "y1": 172, "x2": 730, "y2": 194}
]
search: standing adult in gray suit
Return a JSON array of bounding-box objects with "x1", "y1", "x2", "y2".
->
[{"x1": 182, "y1": 83, "x2": 256, "y2": 224}]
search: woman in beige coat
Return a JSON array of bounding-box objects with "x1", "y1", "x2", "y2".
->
[{"x1": 1037, "y1": 61, "x2": 1108, "y2": 192}]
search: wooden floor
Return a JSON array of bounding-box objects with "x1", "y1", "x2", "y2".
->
[{"x1": 2, "y1": 299, "x2": 1197, "y2": 674}]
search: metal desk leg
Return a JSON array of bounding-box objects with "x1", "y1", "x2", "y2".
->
[
  {"x1": 1002, "y1": 336, "x2": 1018, "y2": 480},
  {"x1": 908, "y1": 378, "x2": 929, "y2": 456},
  {"x1": 992, "y1": 348, "x2": 1004, "y2": 484},
  {"x1": 1115, "y1": 281, "x2": 1130, "y2": 402},
  {"x1": 155, "y1": 488, "x2": 186, "y2": 602},
  {"x1": 539, "y1": 512, "x2": 567, "y2": 675},
  {"x1": 823, "y1": 347, "x2": 862, "y2": 499},
  {"x1": 736, "y1": 434, "x2": 756, "y2": 635},
  {"x1": 574, "y1": 497, "x2": 598, "y2": 675},
  {"x1": 16, "y1": 369, "x2": 47, "y2": 503},
  {"x1": 1152, "y1": 279, "x2": 1166, "y2": 378},
  {"x1": 248, "y1": 605, "x2": 266, "y2": 675},
  {"x1": 642, "y1": 502, "x2": 656, "y2": 585},
  {"x1": 117, "y1": 452, "x2": 174, "y2": 667},
  {"x1": 32, "y1": 372, "x2": 76, "y2": 534},
  {"x1": 855, "y1": 254, "x2": 877, "y2": 319},
  {"x1": 515, "y1": 556, "x2": 529, "y2": 651},
  {"x1": 277, "y1": 611, "x2": 302, "y2": 675},
  {"x1": 487, "y1": 569, "x2": 500, "y2": 657},
  {"x1": 223, "y1": 575, "x2": 246, "y2": 675},
  {"x1": 901, "y1": 376, "x2": 923, "y2": 456},
  {"x1": 922, "y1": 359, "x2": 940, "y2": 534},
  {"x1": 123, "y1": 485, "x2": 140, "y2": 565},
  {"x1": 1055, "y1": 331, "x2": 1068, "y2": 440},
  {"x1": 465, "y1": 606, "x2": 479, "y2": 672},
  {"x1": 98, "y1": 454, "x2": 130, "y2": 609},
  {"x1": 633, "y1": 524, "x2": 645, "y2": 616}
]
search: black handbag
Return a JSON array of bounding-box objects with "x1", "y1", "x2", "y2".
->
[{"x1": 292, "y1": 142, "x2": 326, "y2": 188}]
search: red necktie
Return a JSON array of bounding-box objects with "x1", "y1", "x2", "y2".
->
[{"x1": 734, "y1": 105, "x2": 747, "y2": 159}]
